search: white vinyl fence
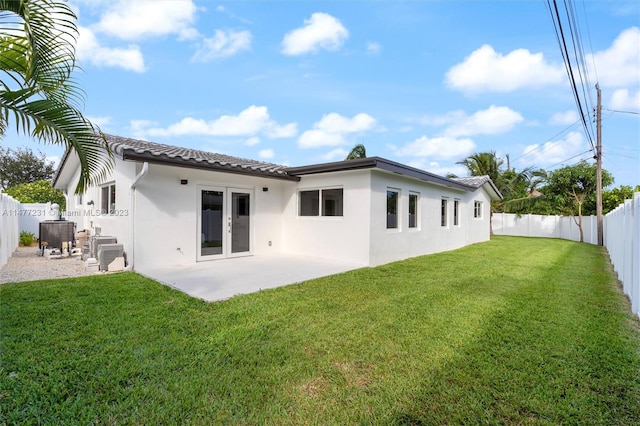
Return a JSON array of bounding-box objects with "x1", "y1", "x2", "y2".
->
[
  {"x1": 492, "y1": 213, "x2": 598, "y2": 244},
  {"x1": 1, "y1": 193, "x2": 20, "y2": 269},
  {"x1": 19, "y1": 202, "x2": 52, "y2": 236},
  {"x1": 604, "y1": 193, "x2": 639, "y2": 318},
  {"x1": 493, "y1": 192, "x2": 640, "y2": 317}
]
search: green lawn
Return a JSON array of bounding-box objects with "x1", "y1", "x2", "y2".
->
[{"x1": 1, "y1": 236, "x2": 639, "y2": 425}]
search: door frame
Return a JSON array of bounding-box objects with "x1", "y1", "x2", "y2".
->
[{"x1": 196, "y1": 185, "x2": 253, "y2": 261}]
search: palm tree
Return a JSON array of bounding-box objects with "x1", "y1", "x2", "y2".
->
[
  {"x1": 0, "y1": 0, "x2": 111, "y2": 193},
  {"x1": 456, "y1": 151, "x2": 503, "y2": 183},
  {"x1": 346, "y1": 144, "x2": 366, "y2": 160}
]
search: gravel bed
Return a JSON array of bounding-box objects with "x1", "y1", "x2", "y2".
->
[{"x1": 0, "y1": 246, "x2": 97, "y2": 284}]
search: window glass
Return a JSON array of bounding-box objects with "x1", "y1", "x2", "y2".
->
[
  {"x1": 441, "y1": 198, "x2": 448, "y2": 227},
  {"x1": 409, "y1": 193, "x2": 418, "y2": 228},
  {"x1": 109, "y1": 185, "x2": 116, "y2": 212},
  {"x1": 322, "y1": 188, "x2": 343, "y2": 216},
  {"x1": 101, "y1": 185, "x2": 109, "y2": 214},
  {"x1": 474, "y1": 201, "x2": 482, "y2": 218},
  {"x1": 299, "y1": 190, "x2": 319, "y2": 216},
  {"x1": 387, "y1": 190, "x2": 399, "y2": 229},
  {"x1": 454, "y1": 200, "x2": 460, "y2": 226},
  {"x1": 101, "y1": 184, "x2": 116, "y2": 214}
]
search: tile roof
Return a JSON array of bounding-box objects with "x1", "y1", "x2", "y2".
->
[
  {"x1": 452, "y1": 175, "x2": 503, "y2": 200},
  {"x1": 53, "y1": 134, "x2": 501, "y2": 200},
  {"x1": 451, "y1": 176, "x2": 491, "y2": 188},
  {"x1": 107, "y1": 135, "x2": 295, "y2": 180}
]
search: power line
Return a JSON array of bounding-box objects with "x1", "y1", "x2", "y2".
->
[
  {"x1": 544, "y1": 0, "x2": 596, "y2": 152},
  {"x1": 580, "y1": 0, "x2": 599, "y2": 84},
  {"x1": 509, "y1": 119, "x2": 582, "y2": 165},
  {"x1": 603, "y1": 108, "x2": 640, "y2": 116},
  {"x1": 545, "y1": 149, "x2": 594, "y2": 170}
]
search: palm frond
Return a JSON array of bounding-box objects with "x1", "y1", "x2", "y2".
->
[
  {"x1": 0, "y1": 91, "x2": 112, "y2": 192},
  {"x1": 0, "y1": 0, "x2": 111, "y2": 193}
]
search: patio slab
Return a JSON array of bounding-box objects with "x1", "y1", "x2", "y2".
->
[{"x1": 137, "y1": 254, "x2": 365, "y2": 302}]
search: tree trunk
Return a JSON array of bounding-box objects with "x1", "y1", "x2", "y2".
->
[{"x1": 577, "y1": 201, "x2": 584, "y2": 242}]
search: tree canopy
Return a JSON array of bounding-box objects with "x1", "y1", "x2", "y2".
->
[
  {"x1": 456, "y1": 151, "x2": 534, "y2": 211},
  {"x1": 4, "y1": 179, "x2": 65, "y2": 209},
  {"x1": 346, "y1": 144, "x2": 366, "y2": 160},
  {"x1": 0, "y1": 0, "x2": 111, "y2": 193},
  {"x1": 0, "y1": 145, "x2": 55, "y2": 190},
  {"x1": 601, "y1": 185, "x2": 640, "y2": 214}
]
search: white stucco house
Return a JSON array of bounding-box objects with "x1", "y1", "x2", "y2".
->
[{"x1": 53, "y1": 135, "x2": 501, "y2": 271}]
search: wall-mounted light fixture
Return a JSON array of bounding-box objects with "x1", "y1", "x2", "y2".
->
[
  {"x1": 262, "y1": 187, "x2": 268, "y2": 192},
  {"x1": 87, "y1": 200, "x2": 94, "y2": 206},
  {"x1": 180, "y1": 179, "x2": 188, "y2": 185}
]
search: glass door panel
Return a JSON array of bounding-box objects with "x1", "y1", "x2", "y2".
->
[
  {"x1": 230, "y1": 191, "x2": 251, "y2": 254},
  {"x1": 201, "y1": 190, "x2": 224, "y2": 257}
]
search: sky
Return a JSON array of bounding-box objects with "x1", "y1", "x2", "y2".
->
[{"x1": 2, "y1": 0, "x2": 639, "y2": 187}]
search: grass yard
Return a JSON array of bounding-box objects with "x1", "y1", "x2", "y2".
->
[{"x1": 1, "y1": 236, "x2": 639, "y2": 425}]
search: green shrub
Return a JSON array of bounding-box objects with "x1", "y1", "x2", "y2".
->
[{"x1": 19, "y1": 231, "x2": 36, "y2": 246}]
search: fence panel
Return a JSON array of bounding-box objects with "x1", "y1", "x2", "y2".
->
[
  {"x1": 0, "y1": 193, "x2": 20, "y2": 269},
  {"x1": 19, "y1": 202, "x2": 52, "y2": 236}
]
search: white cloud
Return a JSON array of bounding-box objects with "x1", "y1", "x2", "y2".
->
[
  {"x1": 298, "y1": 112, "x2": 377, "y2": 148},
  {"x1": 281, "y1": 12, "x2": 349, "y2": 56},
  {"x1": 264, "y1": 123, "x2": 298, "y2": 138},
  {"x1": 443, "y1": 105, "x2": 524, "y2": 137},
  {"x1": 258, "y1": 149, "x2": 274, "y2": 159},
  {"x1": 316, "y1": 112, "x2": 376, "y2": 133},
  {"x1": 519, "y1": 131, "x2": 585, "y2": 166},
  {"x1": 549, "y1": 110, "x2": 579, "y2": 125},
  {"x1": 445, "y1": 45, "x2": 565, "y2": 93},
  {"x1": 406, "y1": 160, "x2": 468, "y2": 177},
  {"x1": 85, "y1": 115, "x2": 112, "y2": 129},
  {"x1": 367, "y1": 42, "x2": 381, "y2": 54},
  {"x1": 609, "y1": 89, "x2": 640, "y2": 111},
  {"x1": 93, "y1": 0, "x2": 199, "y2": 40},
  {"x1": 245, "y1": 137, "x2": 260, "y2": 146},
  {"x1": 46, "y1": 156, "x2": 61, "y2": 168},
  {"x1": 76, "y1": 26, "x2": 145, "y2": 72},
  {"x1": 192, "y1": 30, "x2": 252, "y2": 62},
  {"x1": 420, "y1": 110, "x2": 466, "y2": 127},
  {"x1": 589, "y1": 27, "x2": 640, "y2": 88},
  {"x1": 298, "y1": 130, "x2": 345, "y2": 148},
  {"x1": 395, "y1": 136, "x2": 476, "y2": 160},
  {"x1": 130, "y1": 119, "x2": 156, "y2": 139},
  {"x1": 135, "y1": 106, "x2": 296, "y2": 139},
  {"x1": 321, "y1": 148, "x2": 349, "y2": 161}
]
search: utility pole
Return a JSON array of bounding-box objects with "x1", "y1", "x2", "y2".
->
[{"x1": 596, "y1": 84, "x2": 603, "y2": 246}]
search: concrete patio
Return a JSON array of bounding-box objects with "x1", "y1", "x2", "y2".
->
[{"x1": 137, "y1": 254, "x2": 365, "y2": 302}]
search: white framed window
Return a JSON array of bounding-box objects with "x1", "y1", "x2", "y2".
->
[
  {"x1": 441, "y1": 198, "x2": 448, "y2": 227},
  {"x1": 454, "y1": 199, "x2": 460, "y2": 226},
  {"x1": 299, "y1": 188, "x2": 343, "y2": 217},
  {"x1": 408, "y1": 192, "x2": 419, "y2": 229},
  {"x1": 387, "y1": 189, "x2": 399, "y2": 229},
  {"x1": 101, "y1": 183, "x2": 116, "y2": 214},
  {"x1": 474, "y1": 201, "x2": 482, "y2": 218}
]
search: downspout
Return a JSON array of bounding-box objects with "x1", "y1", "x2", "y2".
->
[{"x1": 124, "y1": 162, "x2": 149, "y2": 271}]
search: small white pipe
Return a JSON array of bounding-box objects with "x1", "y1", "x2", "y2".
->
[{"x1": 124, "y1": 162, "x2": 149, "y2": 271}]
